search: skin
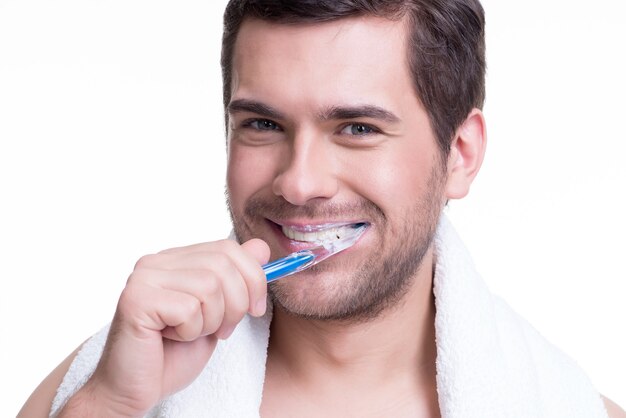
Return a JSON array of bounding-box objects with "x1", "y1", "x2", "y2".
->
[
  {"x1": 225, "y1": 16, "x2": 472, "y2": 418},
  {"x1": 19, "y1": 15, "x2": 625, "y2": 418}
]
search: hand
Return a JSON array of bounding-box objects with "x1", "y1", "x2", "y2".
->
[{"x1": 61, "y1": 238, "x2": 270, "y2": 417}]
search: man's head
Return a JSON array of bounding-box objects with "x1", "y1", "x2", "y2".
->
[
  {"x1": 221, "y1": 0, "x2": 486, "y2": 156},
  {"x1": 222, "y1": 0, "x2": 487, "y2": 322}
]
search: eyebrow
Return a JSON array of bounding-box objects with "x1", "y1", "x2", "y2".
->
[
  {"x1": 227, "y1": 99, "x2": 400, "y2": 124},
  {"x1": 319, "y1": 105, "x2": 400, "y2": 123},
  {"x1": 228, "y1": 99, "x2": 286, "y2": 120}
]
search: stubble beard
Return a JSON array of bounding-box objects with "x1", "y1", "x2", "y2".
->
[{"x1": 227, "y1": 161, "x2": 446, "y2": 324}]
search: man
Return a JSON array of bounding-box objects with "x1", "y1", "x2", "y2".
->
[{"x1": 19, "y1": 0, "x2": 624, "y2": 417}]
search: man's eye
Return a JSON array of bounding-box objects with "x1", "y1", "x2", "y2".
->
[
  {"x1": 246, "y1": 119, "x2": 280, "y2": 131},
  {"x1": 340, "y1": 123, "x2": 377, "y2": 136}
]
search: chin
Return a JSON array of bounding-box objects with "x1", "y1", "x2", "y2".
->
[{"x1": 268, "y1": 263, "x2": 359, "y2": 317}]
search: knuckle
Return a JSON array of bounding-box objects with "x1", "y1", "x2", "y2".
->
[
  {"x1": 207, "y1": 252, "x2": 230, "y2": 270},
  {"x1": 228, "y1": 296, "x2": 249, "y2": 319},
  {"x1": 202, "y1": 304, "x2": 224, "y2": 334},
  {"x1": 117, "y1": 284, "x2": 141, "y2": 317},
  {"x1": 202, "y1": 252, "x2": 237, "y2": 277},
  {"x1": 181, "y1": 298, "x2": 201, "y2": 319},
  {"x1": 126, "y1": 268, "x2": 150, "y2": 285},
  {"x1": 133, "y1": 254, "x2": 156, "y2": 270},
  {"x1": 199, "y1": 274, "x2": 221, "y2": 298},
  {"x1": 215, "y1": 239, "x2": 239, "y2": 253},
  {"x1": 157, "y1": 246, "x2": 179, "y2": 254}
]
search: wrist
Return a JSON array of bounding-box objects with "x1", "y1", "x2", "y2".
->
[{"x1": 58, "y1": 377, "x2": 147, "y2": 418}]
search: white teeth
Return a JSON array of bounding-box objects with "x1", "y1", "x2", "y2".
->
[{"x1": 281, "y1": 225, "x2": 357, "y2": 243}]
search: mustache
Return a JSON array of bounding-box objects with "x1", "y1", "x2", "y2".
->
[{"x1": 243, "y1": 196, "x2": 386, "y2": 224}]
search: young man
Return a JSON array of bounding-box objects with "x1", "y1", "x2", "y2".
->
[{"x1": 20, "y1": 0, "x2": 624, "y2": 417}]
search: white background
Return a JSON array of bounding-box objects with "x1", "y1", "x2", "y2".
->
[{"x1": 1, "y1": 0, "x2": 624, "y2": 415}]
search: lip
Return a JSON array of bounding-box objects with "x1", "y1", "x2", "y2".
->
[{"x1": 267, "y1": 217, "x2": 368, "y2": 231}]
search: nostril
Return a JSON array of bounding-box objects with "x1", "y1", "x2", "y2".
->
[{"x1": 272, "y1": 167, "x2": 339, "y2": 206}]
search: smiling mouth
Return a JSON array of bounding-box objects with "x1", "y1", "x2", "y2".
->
[{"x1": 279, "y1": 222, "x2": 368, "y2": 243}]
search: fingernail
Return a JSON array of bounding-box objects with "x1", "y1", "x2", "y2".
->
[{"x1": 255, "y1": 298, "x2": 267, "y2": 316}]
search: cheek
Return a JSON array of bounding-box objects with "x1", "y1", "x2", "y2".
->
[
  {"x1": 226, "y1": 145, "x2": 278, "y2": 210},
  {"x1": 340, "y1": 147, "x2": 432, "y2": 211}
]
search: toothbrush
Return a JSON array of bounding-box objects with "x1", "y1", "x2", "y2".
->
[{"x1": 262, "y1": 223, "x2": 367, "y2": 282}]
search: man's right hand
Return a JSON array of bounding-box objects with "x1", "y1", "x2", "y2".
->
[{"x1": 59, "y1": 238, "x2": 270, "y2": 418}]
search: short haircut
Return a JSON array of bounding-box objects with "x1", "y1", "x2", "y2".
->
[{"x1": 221, "y1": 0, "x2": 486, "y2": 155}]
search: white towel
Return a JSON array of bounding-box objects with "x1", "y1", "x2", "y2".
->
[{"x1": 50, "y1": 216, "x2": 608, "y2": 417}]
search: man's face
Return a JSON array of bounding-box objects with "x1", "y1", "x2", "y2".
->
[{"x1": 226, "y1": 16, "x2": 447, "y2": 321}]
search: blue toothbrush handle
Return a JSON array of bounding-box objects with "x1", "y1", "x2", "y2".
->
[{"x1": 262, "y1": 250, "x2": 316, "y2": 282}]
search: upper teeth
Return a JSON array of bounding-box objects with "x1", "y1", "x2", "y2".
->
[{"x1": 281, "y1": 225, "x2": 356, "y2": 243}]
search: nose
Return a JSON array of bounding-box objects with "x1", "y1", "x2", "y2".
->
[{"x1": 272, "y1": 133, "x2": 338, "y2": 206}]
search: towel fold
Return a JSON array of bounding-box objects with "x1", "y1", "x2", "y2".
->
[
  {"x1": 432, "y1": 217, "x2": 607, "y2": 418},
  {"x1": 50, "y1": 216, "x2": 608, "y2": 417}
]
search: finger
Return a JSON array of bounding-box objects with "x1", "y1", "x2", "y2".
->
[
  {"x1": 160, "y1": 251, "x2": 251, "y2": 339},
  {"x1": 118, "y1": 283, "x2": 203, "y2": 342},
  {"x1": 238, "y1": 239, "x2": 271, "y2": 316},
  {"x1": 133, "y1": 251, "x2": 208, "y2": 271},
  {"x1": 154, "y1": 238, "x2": 270, "y2": 265},
  {"x1": 133, "y1": 249, "x2": 240, "y2": 272},
  {"x1": 191, "y1": 239, "x2": 267, "y2": 317},
  {"x1": 156, "y1": 289, "x2": 203, "y2": 342},
  {"x1": 134, "y1": 240, "x2": 263, "y2": 271},
  {"x1": 135, "y1": 240, "x2": 269, "y2": 317},
  {"x1": 156, "y1": 239, "x2": 237, "y2": 255},
  {"x1": 211, "y1": 261, "x2": 250, "y2": 339},
  {"x1": 132, "y1": 267, "x2": 226, "y2": 337},
  {"x1": 241, "y1": 238, "x2": 271, "y2": 265}
]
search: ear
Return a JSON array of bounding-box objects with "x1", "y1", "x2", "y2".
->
[{"x1": 445, "y1": 108, "x2": 487, "y2": 200}]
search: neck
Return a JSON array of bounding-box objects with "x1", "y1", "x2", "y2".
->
[{"x1": 267, "y1": 248, "x2": 438, "y2": 386}]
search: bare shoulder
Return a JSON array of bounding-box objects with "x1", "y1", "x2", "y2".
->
[
  {"x1": 17, "y1": 344, "x2": 83, "y2": 418},
  {"x1": 603, "y1": 395, "x2": 626, "y2": 418}
]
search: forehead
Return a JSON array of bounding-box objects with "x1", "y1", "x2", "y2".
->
[{"x1": 230, "y1": 16, "x2": 419, "y2": 116}]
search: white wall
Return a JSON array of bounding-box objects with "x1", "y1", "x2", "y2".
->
[{"x1": 1, "y1": 0, "x2": 624, "y2": 415}]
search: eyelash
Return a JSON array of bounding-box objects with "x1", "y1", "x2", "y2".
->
[
  {"x1": 241, "y1": 118, "x2": 282, "y2": 131},
  {"x1": 240, "y1": 119, "x2": 381, "y2": 138},
  {"x1": 338, "y1": 123, "x2": 380, "y2": 136}
]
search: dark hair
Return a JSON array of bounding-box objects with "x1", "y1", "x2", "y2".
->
[{"x1": 221, "y1": 0, "x2": 486, "y2": 155}]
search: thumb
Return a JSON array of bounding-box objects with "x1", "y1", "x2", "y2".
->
[{"x1": 241, "y1": 238, "x2": 271, "y2": 265}]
